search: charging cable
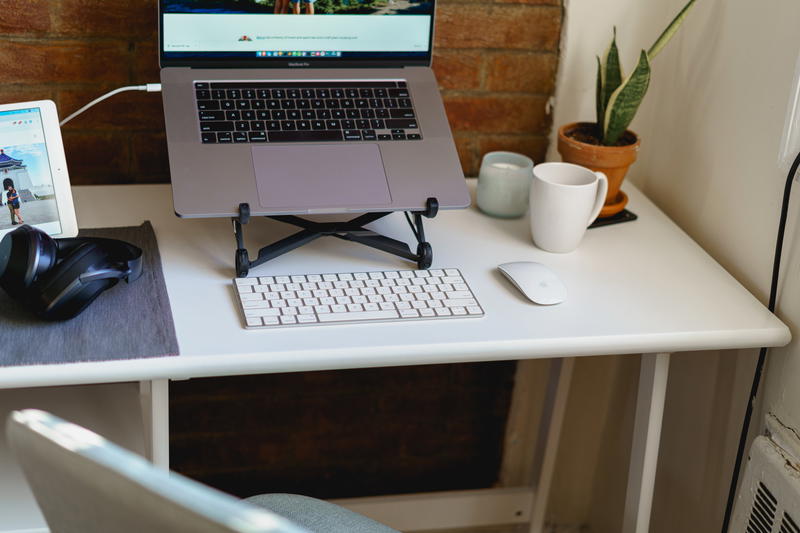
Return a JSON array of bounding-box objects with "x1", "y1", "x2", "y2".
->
[
  {"x1": 721, "y1": 148, "x2": 800, "y2": 532},
  {"x1": 59, "y1": 83, "x2": 162, "y2": 127}
]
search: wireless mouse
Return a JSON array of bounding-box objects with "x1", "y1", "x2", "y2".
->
[{"x1": 497, "y1": 261, "x2": 566, "y2": 305}]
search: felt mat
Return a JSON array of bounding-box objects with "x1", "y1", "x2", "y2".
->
[{"x1": 0, "y1": 221, "x2": 179, "y2": 366}]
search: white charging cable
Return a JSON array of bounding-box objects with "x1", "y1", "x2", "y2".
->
[{"x1": 59, "y1": 83, "x2": 162, "y2": 127}]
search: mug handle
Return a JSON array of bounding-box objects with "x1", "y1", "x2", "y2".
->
[{"x1": 586, "y1": 171, "x2": 609, "y2": 226}]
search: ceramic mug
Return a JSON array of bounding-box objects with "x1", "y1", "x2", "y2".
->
[
  {"x1": 476, "y1": 151, "x2": 534, "y2": 218},
  {"x1": 529, "y1": 162, "x2": 608, "y2": 253}
]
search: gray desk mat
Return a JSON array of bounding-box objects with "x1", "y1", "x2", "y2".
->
[{"x1": 0, "y1": 221, "x2": 179, "y2": 366}]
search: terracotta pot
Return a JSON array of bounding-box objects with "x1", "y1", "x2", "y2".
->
[{"x1": 556, "y1": 122, "x2": 640, "y2": 217}]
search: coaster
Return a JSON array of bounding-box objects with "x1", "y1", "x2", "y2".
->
[{"x1": 589, "y1": 209, "x2": 638, "y2": 229}]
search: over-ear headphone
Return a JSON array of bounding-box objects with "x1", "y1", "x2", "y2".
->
[{"x1": 0, "y1": 225, "x2": 143, "y2": 320}]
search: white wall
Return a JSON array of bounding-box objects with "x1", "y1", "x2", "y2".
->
[{"x1": 548, "y1": 0, "x2": 800, "y2": 531}]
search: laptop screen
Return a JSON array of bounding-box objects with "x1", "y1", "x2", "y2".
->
[{"x1": 160, "y1": 0, "x2": 434, "y2": 66}]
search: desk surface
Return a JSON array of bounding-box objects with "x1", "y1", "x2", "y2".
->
[{"x1": 0, "y1": 181, "x2": 789, "y2": 389}]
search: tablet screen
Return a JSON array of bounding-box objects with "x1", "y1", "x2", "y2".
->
[{"x1": 0, "y1": 107, "x2": 64, "y2": 237}]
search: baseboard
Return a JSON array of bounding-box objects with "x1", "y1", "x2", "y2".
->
[{"x1": 332, "y1": 487, "x2": 535, "y2": 531}]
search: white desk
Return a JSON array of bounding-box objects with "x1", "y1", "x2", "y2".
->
[{"x1": 0, "y1": 181, "x2": 789, "y2": 533}]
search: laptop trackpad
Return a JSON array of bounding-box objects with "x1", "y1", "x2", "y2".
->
[{"x1": 252, "y1": 144, "x2": 391, "y2": 211}]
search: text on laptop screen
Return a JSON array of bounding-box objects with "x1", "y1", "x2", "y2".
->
[
  {"x1": 0, "y1": 108, "x2": 63, "y2": 238},
  {"x1": 161, "y1": 0, "x2": 433, "y2": 60}
]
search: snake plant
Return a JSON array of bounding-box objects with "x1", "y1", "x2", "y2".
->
[{"x1": 595, "y1": 0, "x2": 696, "y2": 145}]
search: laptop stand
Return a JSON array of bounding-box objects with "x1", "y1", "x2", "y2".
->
[{"x1": 232, "y1": 198, "x2": 439, "y2": 277}]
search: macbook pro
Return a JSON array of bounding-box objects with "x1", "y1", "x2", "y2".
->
[{"x1": 159, "y1": 0, "x2": 469, "y2": 217}]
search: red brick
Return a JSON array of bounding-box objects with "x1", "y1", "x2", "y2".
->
[
  {"x1": 432, "y1": 51, "x2": 483, "y2": 91},
  {"x1": 477, "y1": 134, "x2": 550, "y2": 165},
  {"x1": 486, "y1": 52, "x2": 557, "y2": 94},
  {"x1": 133, "y1": 40, "x2": 161, "y2": 83},
  {"x1": 58, "y1": 88, "x2": 164, "y2": 131},
  {"x1": 131, "y1": 132, "x2": 170, "y2": 183},
  {"x1": 435, "y1": 5, "x2": 561, "y2": 51},
  {"x1": 56, "y1": 0, "x2": 157, "y2": 38},
  {"x1": 62, "y1": 132, "x2": 131, "y2": 185},
  {"x1": 0, "y1": 41, "x2": 129, "y2": 85},
  {"x1": 443, "y1": 94, "x2": 550, "y2": 134},
  {"x1": 0, "y1": 1, "x2": 52, "y2": 35},
  {"x1": 453, "y1": 133, "x2": 479, "y2": 176},
  {"x1": 0, "y1": 87, "x2": 57, "y2": 106}
]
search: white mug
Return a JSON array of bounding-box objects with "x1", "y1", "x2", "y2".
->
[{"x1": 529, "y1": 162, "x2": 608, "y2": 253}]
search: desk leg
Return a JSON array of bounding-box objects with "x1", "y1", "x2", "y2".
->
[
  {"x1": 622, "y1": 353, "x2": 670, "y2": 533},
  {"x1": 528, "y1": 357, "x2": 575, "y2": 533},
  {"x1": 139, "y1": 379, "x2": 170, "y2": 469}
]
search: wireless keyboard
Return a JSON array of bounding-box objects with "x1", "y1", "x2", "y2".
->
[{"x1": 234, "y1": 268, "x2": 484, "y2": 329}]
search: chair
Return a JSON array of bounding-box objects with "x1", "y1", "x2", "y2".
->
[{"x1": 6, "y1": 409, "x2": 398, "y2": 533}]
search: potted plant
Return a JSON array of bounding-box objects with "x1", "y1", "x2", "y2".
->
[{"x1": 557, "y1": 0, "x2": 696, "y2": 218}]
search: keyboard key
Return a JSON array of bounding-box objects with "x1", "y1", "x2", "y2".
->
[
  {"x1": 343, "y1": 130, "x2": 362, "y2": 141},
  {"x1": 199, "y1": 111, "x2": 224, "y2": 121},
  {"x1": 200, "y1": 121, "x2": 234, "y2": 132},
  {"x1": 268, "y1": 130, "x2": 344, "y2": 142},
  {"x1": 201, "y1": 132, "x2": 216, "y2": 143},
  {"x1": 386, "y1": 119, "x2": 418, "y2": 129},
  {"x1": 318, "y1": 310, "x2": 399, "y2": 323},
  {"x1": 391, "y1": 108, "x2": 416, "y2": 118},
  {"x1": 217, "y1": 132, "x2": 233, "y2": 143},
  {"x1": 197, "y1": 100, "x2": 220, "y2": 110}
]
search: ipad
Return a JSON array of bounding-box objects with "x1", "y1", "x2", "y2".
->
[{"x1": 0, "y1": 100, "x2": 78, "y2": 238}]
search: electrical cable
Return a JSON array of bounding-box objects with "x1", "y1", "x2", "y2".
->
[
  {"x1": 59, "y1": 83, "x2": 161, "y2": 127},
  {"x1": 721, "y1": 148, "x2": 800, "y2": 532}
]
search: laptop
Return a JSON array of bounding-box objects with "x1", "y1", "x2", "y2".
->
[{"x1": 159, "y1": 0, "x2": 470, "y2": 218}]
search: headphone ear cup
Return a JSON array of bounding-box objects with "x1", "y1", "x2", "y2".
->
[
  {"x1": 30, "y1": 243, "x2": 116, "y2": 320},
  {"x1": 0, "y1": 225, "x2": 58, "y2": 298}
]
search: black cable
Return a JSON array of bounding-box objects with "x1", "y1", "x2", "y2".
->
[{"x1": 721, "y1": 148, "x2": 800, "y2": 532}]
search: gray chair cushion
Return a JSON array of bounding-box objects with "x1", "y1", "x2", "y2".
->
[{"x1": 246, "y1": 494, "x2": 399, "y2": 533}]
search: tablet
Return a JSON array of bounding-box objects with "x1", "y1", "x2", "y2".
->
[{"x1": 0, "y1": 100, "x2": 78, "y2": 239}]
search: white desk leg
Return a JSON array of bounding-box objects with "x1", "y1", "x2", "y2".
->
[
  {"x1": 528, "y1": 357, "x2": 575, "y2": 533},
  {"x1": 622, "y1": 353, "x2": 670, "y2": 533},
  {"x1": 139, "y1": 379, "x2": 170, "y2": 469}
]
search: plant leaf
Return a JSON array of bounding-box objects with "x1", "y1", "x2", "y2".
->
[
  {"x1": 603, "y1": 49, "x2": 651, "y2": 145},
  {"x1": 596, "y1": 56, "x2": 604, "y2": 129},
  {"x1": 596, "y1": 28, "x2": 623, "y2": 140},
  {"x1": 647, "y1": 0, "x2": 696, "y2": 60},
  {"x1": 602, "y1": 28, "x2": 623, "y2": 109}
]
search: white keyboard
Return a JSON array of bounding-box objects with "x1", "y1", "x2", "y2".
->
[{"x1": 234, "y1": 268, "x2": 484, "y2": 329}]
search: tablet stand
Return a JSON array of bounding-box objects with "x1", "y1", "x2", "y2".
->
[{"x1": 232, "y1": 198, "x2": 439, "y2": 277}]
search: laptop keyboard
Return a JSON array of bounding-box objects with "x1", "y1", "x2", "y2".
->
[{"x1": 194, "y1": 81, "x2": 422, "y2": 144}]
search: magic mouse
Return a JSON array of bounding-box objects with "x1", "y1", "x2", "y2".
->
[{"x1": 497, "y1": 262, "x2": 566, "y2": 305}]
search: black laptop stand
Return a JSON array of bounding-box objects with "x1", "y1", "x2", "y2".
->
[{"x1": 232, "y1": 198, "x2": 439, "y2": 277}]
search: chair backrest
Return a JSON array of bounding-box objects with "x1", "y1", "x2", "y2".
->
[{"x1": 6, "y1": 409, "x2": 311, "y2": 533}]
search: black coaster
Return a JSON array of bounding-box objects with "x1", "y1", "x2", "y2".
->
[{"x1": 589, "y1": 209, "x2": 638, "y2": 229}]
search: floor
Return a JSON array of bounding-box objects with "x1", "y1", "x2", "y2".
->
[{"x1": 417, "y1": 525, "x2": 586, "y2": 533}]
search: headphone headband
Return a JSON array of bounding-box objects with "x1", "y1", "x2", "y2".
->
[{"x1": 55, "y1": 237, "x2": 143, "y2": 282}]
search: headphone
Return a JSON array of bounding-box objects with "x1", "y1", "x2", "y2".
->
[{"x1": 0, "y1": 225, "x2": 143, "y2": 320}]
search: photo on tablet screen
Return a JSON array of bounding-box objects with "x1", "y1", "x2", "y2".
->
[{"x1": 0, "y1": 107, "x2": 62, "y2": 237}]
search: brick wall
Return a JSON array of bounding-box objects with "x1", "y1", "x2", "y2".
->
[{"x1": 0, "y1": 0, "x2": 561, "y2": 183}]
